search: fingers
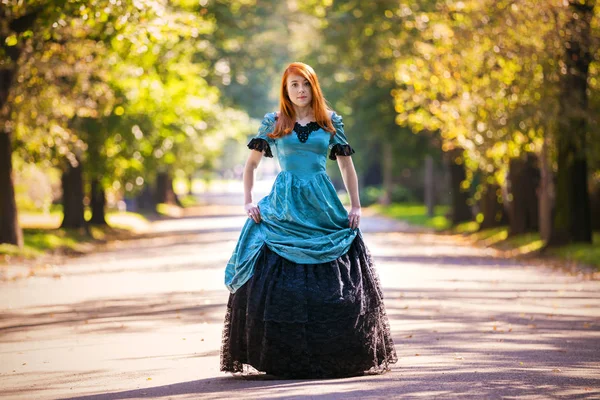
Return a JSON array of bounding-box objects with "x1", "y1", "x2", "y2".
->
[
  {"x1": 247, "y1": 207, "x2": 262, "y2": 223},
  {"x1": 349, "y1": 214, "x2": 360, "y2": 229}
]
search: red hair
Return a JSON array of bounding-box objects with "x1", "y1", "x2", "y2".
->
[{"x1": 268, "y1": 62, "x2": 335, "y2": 139}]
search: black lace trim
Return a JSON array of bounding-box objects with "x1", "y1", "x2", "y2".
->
[
  {"x1": 247, "y1": 138, "x2": 273, "y2": 158},
  {"x1": 220, "y1": 236, "x2": 397, "y2": 378},
  {"x1": 329, "y1": 144, "x2": 356, "y2": 160},
  {"x1": 294, "y1": 121, "x2": 321, "y2": 143}
]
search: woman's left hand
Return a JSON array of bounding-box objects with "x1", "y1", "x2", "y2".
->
[{"x1": 348, "y1": 206, "x2": 361, "y2": 229}]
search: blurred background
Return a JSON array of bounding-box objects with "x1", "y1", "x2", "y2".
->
[{"x1": 0, "y1": 0, "x2": 598, "y2": 261}]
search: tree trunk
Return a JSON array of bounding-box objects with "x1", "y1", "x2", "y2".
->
[
  {"x1": 447, "y1": 149, "x2": 471, "y2": 225},
  {"x1": 155, "y1": 171, "x2": 178, "y2": 205},
  {"x1": 0, "y1": 28, "x2": 22, "y2": 246},
  {"x1": 136, "y1": 185, "x2": 155, "y2": 211},
  {"x1": 424, "y1": 155, "x2": 435, "y2": 217},
  {"x1": 188, "y1": 174, "x2": 194, "y2": 195},
  {"x1": 550, "y1": 0, "x2": 593, "y2": 245},
  {"x1": 590, "y1": 181, "x2": 600, "y2": 231},
  {"x1": 363, "y1": 160, "x2": 382, "y2": 187},
  {"x1": 60, "y1": 159, "x2": 86, "y2": 229},
  {"x1": 379, "y1": 144, "x2": 393, "y2": 205},
  {"x1": 88, "y1": 178, "x2": 107, "y2": 225},
  {"x1": 0, "y1": 131, "x2": 23, "y2": 246},
  {"x1": 538, "y1": 133, "x2": 554, "y2": 242},
  {"x1": 479, "y1": 183, "x2": 508, "y2": 230},
  {"x1": 507, "y1": 155, "x2": 540, "y2": 236}
]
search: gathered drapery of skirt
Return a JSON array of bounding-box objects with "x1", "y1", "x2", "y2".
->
[{"x1": 220, "y1": 235, "x2": 397, "y2": 379}]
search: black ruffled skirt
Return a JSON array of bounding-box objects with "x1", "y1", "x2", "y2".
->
[{"x1": 220, "y1": 235, "x2": 397, "y2": 379}]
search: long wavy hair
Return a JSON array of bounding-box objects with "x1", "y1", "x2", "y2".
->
[{"x1": 267, "y1": 62, "x2": 335, "y2": 139}]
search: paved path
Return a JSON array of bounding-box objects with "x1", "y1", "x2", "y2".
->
[{"x1": 1, "y1": 210, "x2": 599, "y2": 399}]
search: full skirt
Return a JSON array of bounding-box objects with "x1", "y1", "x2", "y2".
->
[{"x1": 220, "y1": 235, "x2": 397, "y2": 379}]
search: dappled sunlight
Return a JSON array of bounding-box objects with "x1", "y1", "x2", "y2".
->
[
  {"x1": 1, "y1": 0, "x2": 598, "y2": 397},
  {"x1": 2, "y1": 222, "x2": 599, "y2": 399}
]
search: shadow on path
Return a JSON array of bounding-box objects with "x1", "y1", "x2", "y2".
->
[{"x1": 54, "y1": 371, "x2": 600, "y2": 400}]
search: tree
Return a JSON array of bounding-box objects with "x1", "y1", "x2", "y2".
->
[
  {"x1": 1, "y1": 0, "x2": 249, "y2": 238},
  {"x1": 0, "y1": 5, "x2": 40, "y2": 246},
  {"x1": 551, "y1": 0, "x2": 595, "y2": 244},
  {"x1": 299, "y1": 1, "x2": 439, "y2": 202},
  {"x1": 389, "y1": 0, "x2": 598, "y2": 242}
]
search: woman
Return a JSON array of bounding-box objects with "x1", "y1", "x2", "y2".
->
[{"x1": 220, "y1": 62, "x2": 397, "y2": 379}]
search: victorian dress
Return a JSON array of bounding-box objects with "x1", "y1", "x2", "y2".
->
[{"x1": 220, "y1": 112, "x2": 397, "y2": 378}]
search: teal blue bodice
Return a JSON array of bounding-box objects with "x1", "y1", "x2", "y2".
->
[{"x1": 224, "y1": 112, "x2": 357, "y2": 293}]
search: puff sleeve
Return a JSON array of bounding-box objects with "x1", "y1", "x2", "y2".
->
[
  {"x1": 328, "y1": 112, "x2": 356, "y2": 160},
  {"x1": 247, "y1": 112, "x2": 277, "y2": 158}
]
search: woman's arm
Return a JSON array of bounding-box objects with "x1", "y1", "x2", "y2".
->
[
  {"x1": 336, "y1": 155, "x2": 361, "y2": 229},
  {"x1": 243, "y1": 150, "x2": 264, "y2": 223}
]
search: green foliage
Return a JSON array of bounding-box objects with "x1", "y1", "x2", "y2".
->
[
  {"x1": 4, "y1": 0, "x2": 257, "y2": 202},
  {"x1": 300, "y1": 1, "x2": 441, "y2": 184}
]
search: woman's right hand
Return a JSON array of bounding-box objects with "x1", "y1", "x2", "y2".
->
[{"x1": 244, "y1": 203, "x2": 262, "y2": 223}]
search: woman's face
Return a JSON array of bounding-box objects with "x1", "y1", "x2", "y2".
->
[{"x1": 286, "y1": 73, "x2": 312, "y2": 108}]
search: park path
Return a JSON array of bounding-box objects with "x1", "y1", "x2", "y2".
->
[{"x1": 0, "y1": 203, "x2": 599, "y2": 399}]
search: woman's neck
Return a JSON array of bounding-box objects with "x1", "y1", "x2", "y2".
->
[{"x1": 293, "y1": 105, "x2": 313, "y2": 121}]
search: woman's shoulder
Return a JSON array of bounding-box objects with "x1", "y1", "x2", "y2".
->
[
  {"x1": 263, "y1": 111, "x2": 280, "y2": 120},
  {"x1": 260, "y1": 112, "x2": 279, "y2": 128},
  {"x1": 328, "y1": 110, "x2": 343, "y2": 127}
]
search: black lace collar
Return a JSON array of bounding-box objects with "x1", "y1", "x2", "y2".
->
[
  {"x1": 293, "y1": 121, "x2": 321, "y2": 143},
  {"x1": 273, "y1": 115, "x2": 321, "y2": 143}
]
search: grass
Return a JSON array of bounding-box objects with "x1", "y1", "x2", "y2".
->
[
  {"x1": 374, "y1": 202, "x2": 600, "y2": 269},
  {"x1": 464, "y1": 226, "x2": 599, "y2": 269},
  {"x1": 1, "y1": 211, "x2": 150, "y2": 262},
  {"x1": 549, "y1": 234, "x2": 600, "y2": 267},
  {"x1": 0, "y1": 228, "x2": 94, "y2": 261},
  {"x1": 370, "y1": 203, "x2": 451, "y2": 230},
  {"x1": 178, "y1": 194, "x2": 200, "y2": 208}
]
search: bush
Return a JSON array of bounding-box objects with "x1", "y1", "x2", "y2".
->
[{"x1": 359, "y1": 185, "x2": 415, "y2": 206}]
